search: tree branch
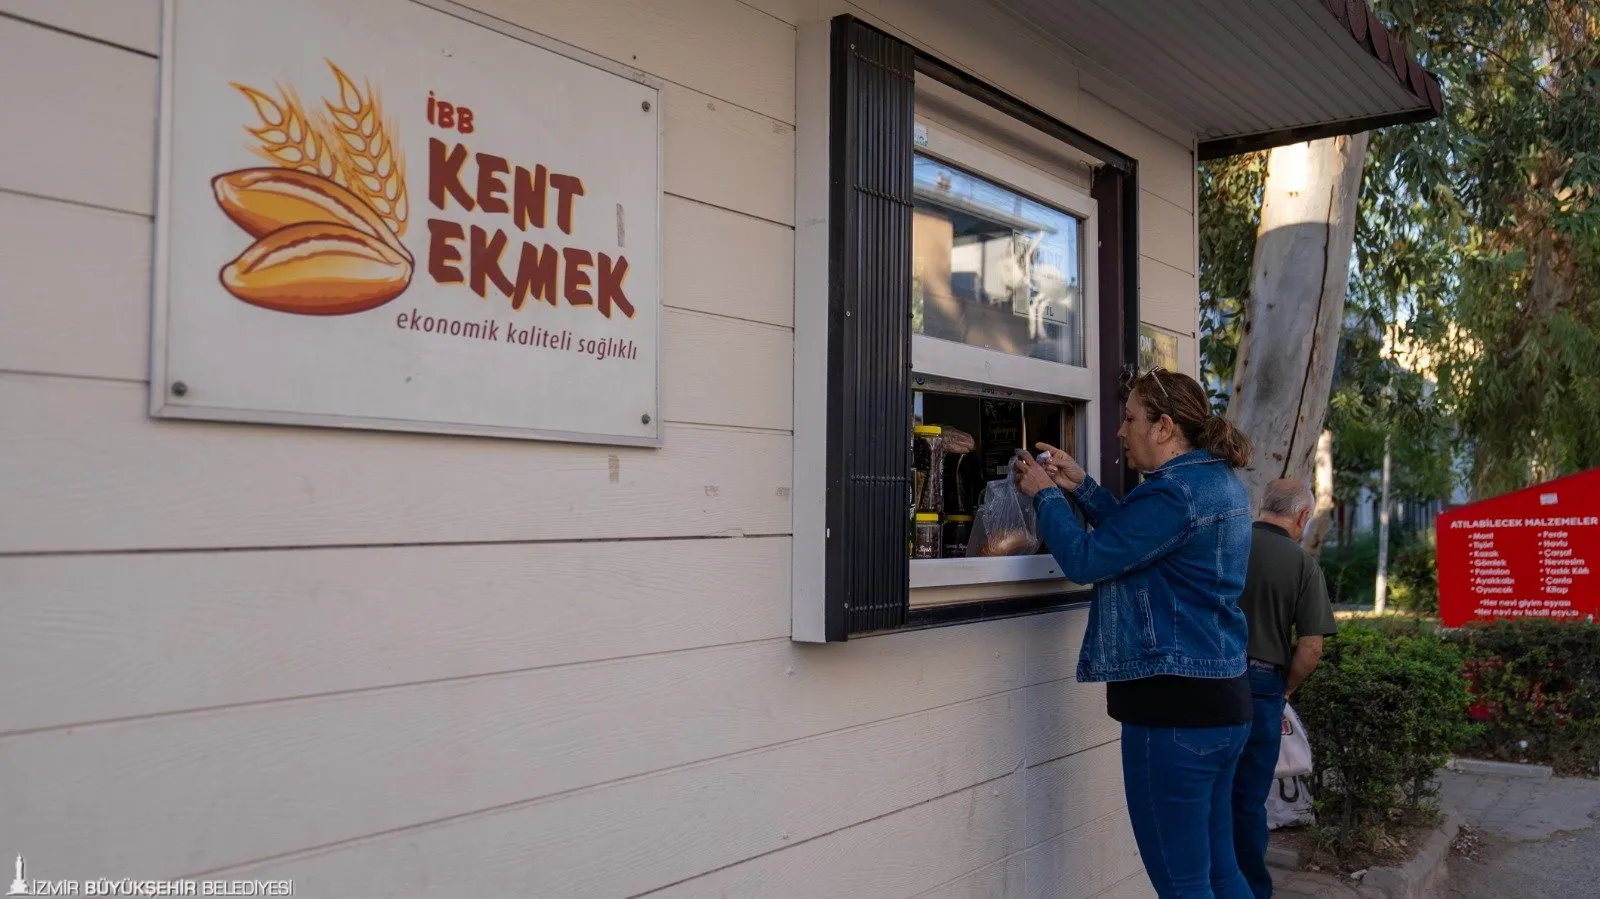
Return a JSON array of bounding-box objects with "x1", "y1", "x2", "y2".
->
[{"x1": 1429, "y1": 38, "x2": 1560, "y2": 100}]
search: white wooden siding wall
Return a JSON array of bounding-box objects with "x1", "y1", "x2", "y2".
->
[{"x1": 0, "y1": 0, "x2": 1188, "y2": 895}]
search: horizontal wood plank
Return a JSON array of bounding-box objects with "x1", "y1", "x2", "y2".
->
[
  {"x1": 846, "y1": 0, "x2": 1081, "y2": 127},
  {"x1": 924, "y1": 810, "x2": 1144, "y2": 899},
  {"x1": 0, "y1": 608, "x2": 1086, "y2": 877},
  {"x1": 218, "y1": 686, "x2": 1051, "y2": 896},
  {"x1": 1140, "y1": 256, "x2": 1198, "y2": 335},
  {"x1": 0, "y1": 192, "x2": 152, "y2": 381},
  {"x1": 0, "y1": 537, "x2": 790, "y2": 733},
  {"x1": 464, "y1": 0, "x2": 794, "y2": 123},
  {"x1": 910, "y1": 742, "x2": 1128, "y2": 899},
  {"x1": 1021, "y1": 811, "x2": 1145, "y2": 899},
  {"x1": 1076, "y1": 92, "x2": 1195, "y2": 212},
  {"x1": 0, "y1": 18, "x2": 159, "y2": 215},
  {"x1": 1140, "y1": 190, "x2": 1194, "y2": 275},
  {"x1": 0, "y1": 191, "x2": 794, "y2": 384},
  {"x1": 12, "y1": 0, "x2": 798, "y2": 122},
  {"x1": 735, "y1": 0, "x2": 807, "y2": 25},
  {"x1": 1093, "y1": 872, "x2": 1158, "y2": 899},
  {"x1": 663, "y1": 196, "x2": 794, "y2": 327},
  {"x1": 1023, "y1": 676, "x2": 1118, "y2": 768},
  {"x1": 1176, "y1": 333, "x2": 1198, "y2": 380},
  {"x1": 1, "y1": 0, "x2": 801, "y2": 124},
  {"x1": 643, "y1": 772, "x2": 1026, "y2": 898},
  {"x1": 0, "y1": 20, "x2": 790, "y2": 225},
  {"x1": 1022, "y1": 741, "x2": 1126, "y2": 848},
  {"x1": 0, "y1": 375, "x2": 791, "y2": 553},
  {"x1": 663, "y1": 83, "x2": 796, "y2": 226},
  {"x1": 912, "y1": 854, "x2": 1027, "y2": 899},
  {"x1": 0, "y1": 0, "x2": 161, "y2": 52},
  {"x1": 663, "y1": 310, "x2": 792, "y2": 430}
]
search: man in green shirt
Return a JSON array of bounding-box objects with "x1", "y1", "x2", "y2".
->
[{"x1": 1231, "y1": 478, "x2": 1338, "y2": 899}]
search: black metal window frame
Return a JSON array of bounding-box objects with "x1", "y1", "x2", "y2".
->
[{"x1": 821, "y1": 15, "x2": 1142, "y2": 640}]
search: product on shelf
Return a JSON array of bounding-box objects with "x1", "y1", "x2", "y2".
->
[
  {"x1": 912, "y1": 513, "x2": 943, "y2": 559},
  {"x1": 942, "y1": 514, "x2": 973, "y2": 558},
  {"x1": 912, "y1": 425, "x2": 946, "y2": 514}
]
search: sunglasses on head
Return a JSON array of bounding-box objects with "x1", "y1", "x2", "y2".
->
[{"x1": 1119, "y1": 365, "x2": 1172, "y2": 400}]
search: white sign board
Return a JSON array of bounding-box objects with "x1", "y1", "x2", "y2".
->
[{"x1": 152, "y1": 0, "x2": 662, "y2": 446}]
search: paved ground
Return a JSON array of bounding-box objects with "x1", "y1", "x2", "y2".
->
[
  {"x1": 1434, "y1": 765, "x2": 1600, "y2": 899},
  {"x1": 1266, "y1": 763, "x2": 1600, "y2": 898},
  {"x1": 1272, "y1": 868, "x2": 1368, "y2": 899}
]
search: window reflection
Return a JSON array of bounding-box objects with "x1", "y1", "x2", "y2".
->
[{"x1": 911, "y1": 154, "x2": 1085, "y2": 367}]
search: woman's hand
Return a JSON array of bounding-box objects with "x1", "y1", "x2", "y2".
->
[
  {"x1": 1012, "y1": 450, "x2": 1056, "y2": 498},
  {"x1": 1035, "y1": 443, "x2": 1086, "y2": 491}
]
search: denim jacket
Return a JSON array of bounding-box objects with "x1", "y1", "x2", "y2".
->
[{"x1": 1032, "y1": 449, "x2": 1253, "y2": 683}]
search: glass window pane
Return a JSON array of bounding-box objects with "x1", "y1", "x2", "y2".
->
[{"x1": 911, "y1": 154, "x2": 1086, "y2": 367}]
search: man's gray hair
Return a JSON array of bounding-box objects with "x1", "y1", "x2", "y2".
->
[{"x1": 1261, "y1": 479, "x2": 1313, "y2": 518}]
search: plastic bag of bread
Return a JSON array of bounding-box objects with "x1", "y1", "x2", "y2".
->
[{"x1": 966, "y1": 476, "x2": 1041, "y2": 557}]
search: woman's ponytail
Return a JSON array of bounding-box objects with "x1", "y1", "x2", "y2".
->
[
  {"x1": 1130, "y1": 368, "x2": 1254, "y2": 469},
  {"x1": 1199, "y1": 415, "x2": 1252, "y2": 469}
]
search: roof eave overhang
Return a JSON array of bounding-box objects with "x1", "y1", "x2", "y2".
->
[
  {"x1": 1199, "y1": 0, "x2": 1444, "y2": 158},
  {"x1": 1198, "y1": 103, "x2": 1439, "y2": 160}
]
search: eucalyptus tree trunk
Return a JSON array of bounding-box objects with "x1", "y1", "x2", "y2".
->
[
  {"x1": 1225, "y1": 133, "x2": 1370, "y2": 511},
  {"x1": 1304, "y1": 429, "x2": 1336, "y2": 555}
]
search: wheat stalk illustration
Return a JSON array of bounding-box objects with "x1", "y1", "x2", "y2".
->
[
  {"x1": 318, "y1": 61, "x2": 409, "y2": 238},
  {"x1": 231, "y1": 82, "x2": 347, "y2": 186}
]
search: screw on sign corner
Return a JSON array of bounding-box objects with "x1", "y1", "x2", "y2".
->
[
  {"x1": 641, "y1": 413, "x2": 652, "y2": 425},
  {"x1": 170, "y1": 381, "x2": 189, "y2": 397},
  {"x1": 641, "y1": 100, "x2": 651, "y2": 112}
]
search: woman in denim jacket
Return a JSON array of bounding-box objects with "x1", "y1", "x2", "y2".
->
[{"x1": 1014, "y1": 368, "x2": 1255, "y2": 899}]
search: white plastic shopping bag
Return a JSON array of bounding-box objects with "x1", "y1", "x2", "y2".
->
[
  {"x1": 1275, "y1": 702, "x2": 1313, "y2": 779},
  {"x1": 1266, "y1": 775, "x2": 1316, "y2": 830}
]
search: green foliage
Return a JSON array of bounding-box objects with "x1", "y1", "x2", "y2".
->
[
  {"x1": 1197, "y1": 152, "x2": 1265, "y2": 409},
  {"x1": 1446, "y1": 620, "x2": 1600, "y2": 774},
  {"x1": 1325, "y1": 327, "x2": 1456, "y2": 505},
  {"x1": 1318, "y1": 530, "x2": 1439, "y2": 612},
  {"x1": 1320, "y1": 534, "x2": 1382, "y2": 607},
  {"x1": 1367, "y1": 0, "x2": 1600, "y2": 497},
  {"x1": 1201, "y1": 1, "x2": 1600, "y2": 506},
  {"x1": 1295, "y1": 623, "x2": 1476, "y2": 857},
  {"x1": 1388, "y1": 531, "x2": 1440, "y2": 614}
]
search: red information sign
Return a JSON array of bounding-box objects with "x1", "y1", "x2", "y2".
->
[{"x1": 1437, "y1": 467, "x2": 1600, "y2": 627}]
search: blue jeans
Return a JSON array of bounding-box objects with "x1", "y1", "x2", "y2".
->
[
  {"x1": 1232, "y1": 666, "x2": 1287, "y2": 899},
  {"x1": 1122, "y1": 722, "x2": 1253, "y2": 899}
]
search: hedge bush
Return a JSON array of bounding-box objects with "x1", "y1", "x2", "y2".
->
[
  {"x1": 1387, "y1": 531, "x2": 1439, "y2": 614},
  {"x1": 1294, "y1": 621, "x2": 1476, "y2": 856},
  {"x1": 1445, "y1": 620, "x2": 1600, "y2": 775}
]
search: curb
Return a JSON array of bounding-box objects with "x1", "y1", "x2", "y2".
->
[
  {"x1": 1358, "y1": 812, "x2": 1461, "y2": 899},
  {"x1": 1266, "y1": 844, "x2": 1301, "y2": 871},
  {"x1": 1446, "y1": 758, "x2": 1553, "y2": 781}
]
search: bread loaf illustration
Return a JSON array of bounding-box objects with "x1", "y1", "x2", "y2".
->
[
  {"x1": 214, "y1": 63, "x2": 415, "y2": 315},
  {"x1": 212, "y1": 167, "x2": 412, "y2": 263},
  {"x1": 220, "y1": 221, "x2": 413, "y2": 315}
]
